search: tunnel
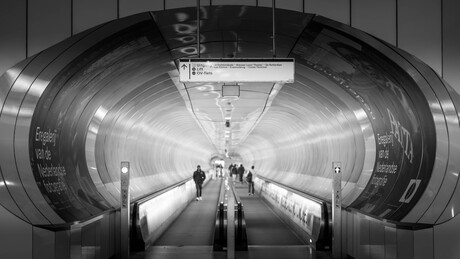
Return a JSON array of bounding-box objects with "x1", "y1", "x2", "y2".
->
[{"x1": 1, "y1": 5, "x2": 460, "y2": 258}]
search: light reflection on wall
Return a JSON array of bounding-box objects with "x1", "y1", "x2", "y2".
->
[
  {"x1": 137, "y1": 178, "x2": 199, "y2": 246},
  {"x1": 255, "y1": 178, "x2": 323, "y2": 241}
]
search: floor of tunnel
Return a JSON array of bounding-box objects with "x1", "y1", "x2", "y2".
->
[
  {"x1": 233, "y1": 179, "x2": 332, "y2": 259},
  {"x1": 153, "y1": 177, "x2": 223, "y2": 246},
  {"x1": 131, "y1": 177, "x2": 331, "y2": 259},
  {"x1": 233, "y1": 181, "x2": 304, "y2": 246}
]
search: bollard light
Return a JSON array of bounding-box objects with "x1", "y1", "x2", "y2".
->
[
  {"x1": 332, "y1": 161, "x2": 342, "y2": 259},
  {"x1": 120, "y1": 161, "x2": 130, "y2": 259}
]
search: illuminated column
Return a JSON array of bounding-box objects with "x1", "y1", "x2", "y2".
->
[
  {"x1": 332, "y1": 162, "x2": 342, "y2": 258},
  {"x1": 120, "y1": 161, "x2": 130, "y2": 259}
]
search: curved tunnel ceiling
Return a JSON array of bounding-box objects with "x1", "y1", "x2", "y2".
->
[{"x1": 0, "y1": 6, "x2": 460, "y2": 226}]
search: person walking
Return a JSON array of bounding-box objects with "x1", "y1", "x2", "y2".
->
[
  {"x1": 193, "y1": 165, "x2": 206, "y2": 201},
  {"x1": 228, "y1": 164, "x2": 234, "y2": 179},
  {"x1": 231, "y1": 164, "x2": 238, "y2": 182},
  {"x1": 238, "y1": 164, "x2": 245, "y2": 183},
  {"x1": 246, "y1": 166, "x2": 255, "y2": 195}
]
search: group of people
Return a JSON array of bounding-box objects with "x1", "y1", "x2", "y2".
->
[
  {"x1": 214, "y1": 164, "x2": 223, "y2": 178},
  {"x1": 227, "y1": 164, "x2": 254, "y2": 195},
  {"x1": 228, "y1": 164, "x2": 244, "y2": 182},
  {"x1": 192, "y1": 163, "x2": 255, "y2": 201}
]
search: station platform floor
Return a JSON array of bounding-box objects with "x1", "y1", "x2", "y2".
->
[{"x1": 131, "y1": 177, "x2": 331, "y2": 259}]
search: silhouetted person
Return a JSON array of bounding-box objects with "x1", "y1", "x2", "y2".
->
[
  {"x1": 231, "y1": 164, "x2": 238, "y2": 182},
  {"x1": 193, "y1": 165, "x2": 206, "y2": 201},
  {"x1": 238, "y1": 164, "x2": 245, "y2": 183},
  {"x1": 247, "y1": 166, "x2": 255, "y2": 195},
  {"x1": 229, "y1": 164, "x2": 234, "y2": 179}
]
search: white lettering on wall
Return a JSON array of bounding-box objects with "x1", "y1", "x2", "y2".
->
[{"x1": 387, "y1": 109, "x2": 414, "y2": 163}]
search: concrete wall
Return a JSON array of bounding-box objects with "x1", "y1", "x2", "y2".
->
[{"x1": 0, "y1": 0, "x2": 459, "y2": 93}]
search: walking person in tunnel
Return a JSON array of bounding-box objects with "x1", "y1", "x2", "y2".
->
[
  {"x1": 247, "y1": 166, "x2": 255, "y2": 195},
  {"x1": 193, "y1": 165, "x2": 206, "y2": 201},
  {"x1": 232, "y1": 164, "x2": 238, "y2": 182},
  {"x1": 238, "y1": 164, "x2": 245, "y2": 183}
]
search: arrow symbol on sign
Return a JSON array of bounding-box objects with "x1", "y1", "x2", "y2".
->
[{"x1": 181, "y1": 64, "x2": 187, "y2": 70}]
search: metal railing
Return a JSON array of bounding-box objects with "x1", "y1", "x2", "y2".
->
[
  {"x1": 213, "y1": 178, "x2": 227, "y2": 251},
  {"x1": 230, "y1": 183, "x2": 248, "y2": 251},
  {"x1": 255, "y1": 175, "x2": 332, "y2": 250}
]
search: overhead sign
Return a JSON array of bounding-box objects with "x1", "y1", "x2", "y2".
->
[{"x1": 179, "y1": 58, "x2": 295, "y2": 83}]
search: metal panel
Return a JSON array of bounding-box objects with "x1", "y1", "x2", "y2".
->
[
  {"x1": 100, "y1": 215, "x2": 110, "y2": 259},
  {"x1": 113, "y1": 211, "x2": 121, "y2": 256},
  {"x1": 347, "y1": 211, "x2": 356, "y2": 258},
  {"x1": 384, "y1": 226, "x2": 396, "y2": 259},
  {"x1": 369, "y1": 220, "x2": 384, "y2": 259},
  {"x1": 21, "y1": 14, "x2": 153, "y2": 223},
  {"x1": 351, "y1": 0, "x2": 396, "y2": 45},
  {"x1": 342, "y1": 211, "x2": 350, "y2": 258},
  {"x1": 434, "y1": 215, "x2": 460, "y2": 259},
  {"x1": 396, "y1": 229, "x2": 414, "y2": 259},
  {"x1": 28, "y1": 0, "x2": 71, "y2": 56},
  {"x1": 0, "y1": 0, "x2": 26, "y2": 75},
  {"x1": 443, "y1": 0, "x2": 460, "y2": 93},
  {"x1": 73, "y1": 0, "x2": 117, "y2": 34},
  {"x1": 357, "y1": 214, "x2": 370, "y2": 259},
  {"x1": 0, "y1": 59, "x2": 32, "y2": 222},
  {"x1": 0, "y1": 53, "x2": 56, "y2": 224},
  {"x1": 165, "y1": 0, "x2": 207, "y2": 9},
  {"x1": 33, "y1": 226, "x2": 55, "y2": 259},
  {"x1": 398, "y1": 0, "x2": 442, "y2": 75},
  {"x1": 388, "y1": 40, "x2": 460, "y2": 224},
  {"x1": 0, "y1": 205, "x2": 32, "y2": 259},
  {"x1": 82, "y1": 223, "x2": 97, "y2": 259},
  {"x1": 119, "y1": 0, "x2": 164, "y2": 18},
  {"x1": 306, "y1": 0, "x2": 350, "y2": 25},
  {"x1": 213, "y1": 0, "x2": 257, "y2": 6},
  {"x1": 9, "y1": 25, "x2": 107, "y2": 225},
  {"x1": 414, "y1": 228, "x2": 433, "y2": 259},
  {"x1": 276, "y1": 0, "x2": 302, "y2": 12},
  {"x1": 56, "y1": 230, "x2": 71, "y2": 259},
  {"x1": 1, "y1": 24, "x2": 101, "y2": 225},
  {"x1": 70, "y1": 228, "x2": 82, "y2": 259},
  {"x1": 311, "y1": 17, "x2": 436, "y2": 221},
  {"x1": 258, "y1": 0, "x2": 272, "y2": 7}
]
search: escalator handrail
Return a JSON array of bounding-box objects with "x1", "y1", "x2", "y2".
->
[
  {"x1": 255, "y1": 174, "x2": 331, "y2": 250},
  {"x1": 213, "y1": 177, "x2": 227, "y2": 251},
  {"x1": 229, "y1": 182, "x2": 248, "y2": 251}
]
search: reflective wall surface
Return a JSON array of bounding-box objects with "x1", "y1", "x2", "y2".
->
[
  {"x1": 0, "y1": 5, "x2": 458, "y2": 226},
  {"x1": 1, "y1": 0, "x2": 459, "y2": 95},
  {"x1": 1, "y1": 5, "x2": 460, "y2": 259}
]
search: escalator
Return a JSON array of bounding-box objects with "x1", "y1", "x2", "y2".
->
[
  {"x1": 131, "y1": 177, "x2": 225, "y2": 259},
  {"x1": 233, "y1": 181, "x2": 332, "y2": 259}
]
